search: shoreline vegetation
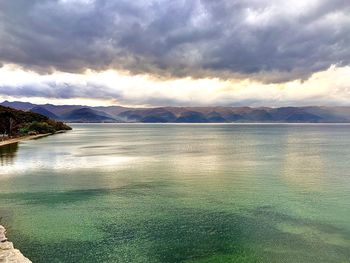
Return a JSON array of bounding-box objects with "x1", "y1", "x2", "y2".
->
[
  {"x1": 0, "y1": 225, "x2": 31, "y2": 263},
  {"x1": 0, "y1": 105, "x2": 72, "y2": 148}
]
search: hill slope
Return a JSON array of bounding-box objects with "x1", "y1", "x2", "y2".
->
[
  {"x1": 30, "y1": 106, "x2": 59, "y2": 120},
  {"x1": 0, "y1": 105, "x2": 71, "y2": 136},
  {"x1": 63, "y1": 108, "x2": 120, "y2": 123}
]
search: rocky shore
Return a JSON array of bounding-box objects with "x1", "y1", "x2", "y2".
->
[{"x1": 0, "y1": 225, "x2": 31, "y2": 263}]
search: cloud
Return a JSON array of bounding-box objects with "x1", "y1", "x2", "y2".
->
[
  {"x1": 0, "y1": 0, "x2": 349, "y2": 82},
  {"x1": 1, "y1": 65, "x2": 350, "y2": 107}
]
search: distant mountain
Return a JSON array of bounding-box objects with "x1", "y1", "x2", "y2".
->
[
  {"x1": 175, "y1": 111, "x2": 208, "y2": 123},
  {"x1": 40, "y1": 104, "x2": 88, "y2": 116},
  {"x1": 94, "y1": 106, "x2": 131, "y2": 116},
  {"x1": 63, "y1": 108, "x2": 119, "y2": 123},
  {"x1": 1, "y1": 100, "x2": 35, "y2": 110},
  {"x1": 2, "y1": 101, "x2": 350, "y2": 123},
  {"x1": 207, "y1": 112, "x2": 227, "y2": 123},
  {"x1": 30, "y1": 106, "x2": 59, "y2": 120},
  {"x1": 118, "y1": 108, "x2": 177, "y2": 123},
  {"x1": 243, "y1": 109, "x2": 273, "y2": 121}
]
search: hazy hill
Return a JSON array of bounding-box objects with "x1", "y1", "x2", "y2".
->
[
  {"x1": 63, "y1": 108, "x2": 120, "y2": 123},
  {"x1": 30, "y1": 106, "x2": 59, "y2": 120},
  {"x1": 2, "y1": 101, "x2": 350, "y2": 123},
  {"x1": 1, "y1": 100, "x2": 36, "y2": 110}
]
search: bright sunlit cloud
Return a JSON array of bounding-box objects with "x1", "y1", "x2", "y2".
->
[{"x1": 0, "y1": 64, "x2": 349, "y2": 107}]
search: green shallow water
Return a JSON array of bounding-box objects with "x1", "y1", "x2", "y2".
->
[{"x1": 0, "y1": 124, "x2": 349, "y2": 262}]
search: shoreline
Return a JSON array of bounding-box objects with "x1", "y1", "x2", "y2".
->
[
  {"x1": 0, "y1": 131, "x2": 66, "y2": 147},
  {"x1": 0, "y1": 225, "x2": 31, "y2": 262}
]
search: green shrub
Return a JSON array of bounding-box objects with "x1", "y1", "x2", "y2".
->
[
  {"x1": 18, "y1": 127, "x2": 29, "y2": 135},
  {"x1": 26, "y1": 121, "x2": 56, "y2": 134}
]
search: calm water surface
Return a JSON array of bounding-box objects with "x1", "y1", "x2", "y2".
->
[{"x1": 0, "y1": 124, "x2": 350, "y2": 262}]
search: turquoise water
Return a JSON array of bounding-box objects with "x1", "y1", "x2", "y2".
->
[{"x1": 0, "y1": 124, "x2": 350, "y2": 262}]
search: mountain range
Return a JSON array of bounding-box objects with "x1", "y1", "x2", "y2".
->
[{"x1": 1, "y1": 100, "x2": 350, "y2": 123}]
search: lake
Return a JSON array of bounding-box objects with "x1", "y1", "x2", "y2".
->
[{"x1": 0, "y1": 124, "x2": 350, "y2": 262}]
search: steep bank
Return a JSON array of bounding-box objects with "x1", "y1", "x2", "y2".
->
[{"x1": 0, "y1": 225, "x2": 31, "y2": 263}]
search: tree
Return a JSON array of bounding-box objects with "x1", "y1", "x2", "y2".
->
[{"x1": 0, "y1": 111, "x2": 16, "y2": 137}]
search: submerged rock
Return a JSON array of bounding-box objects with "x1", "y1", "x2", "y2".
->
[{"x1": 0, "y1": 225, "x2": 31, "y2": 263}]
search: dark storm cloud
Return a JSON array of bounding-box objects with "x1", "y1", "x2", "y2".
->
[{"x1": 0, "y1": 0, "x2": 349, "y2": 82}]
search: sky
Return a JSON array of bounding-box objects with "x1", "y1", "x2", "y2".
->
[{"x1": 0, "y1": 0, "x2": 349, "y2": 107}]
